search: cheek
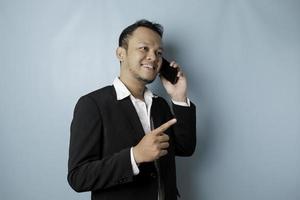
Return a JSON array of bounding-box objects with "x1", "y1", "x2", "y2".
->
[{"x1": 130, "y1": 52, "x2": 143, "y2": 62}]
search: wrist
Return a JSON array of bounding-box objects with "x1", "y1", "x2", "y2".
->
[{"x1": 132, "y1": 146, "x2": 142, "y2": 164}]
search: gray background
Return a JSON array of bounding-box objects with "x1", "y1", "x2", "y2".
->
[{"x1": 1, "y1": 0, "x2": 299, "y2": 200}]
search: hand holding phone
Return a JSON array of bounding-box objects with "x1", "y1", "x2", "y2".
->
[{"x1": 160, "y1": 58, "x2": 179, "y2": 84}]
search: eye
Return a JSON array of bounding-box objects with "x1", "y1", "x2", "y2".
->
[{"x1": 139, "y1": 46, "x2": 149, "y2": 51}]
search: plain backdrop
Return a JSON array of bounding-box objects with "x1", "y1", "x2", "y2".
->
[{"x1": 1, "y1": 0, "x2": 299, "y2": 200}]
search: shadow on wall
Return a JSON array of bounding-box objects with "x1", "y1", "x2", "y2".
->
[
  {"x1": 176, "y1": 112, "x2": 218, "y2": 199},
  {"x1": 174, "y1": 56, "x2": 220, "y2": 199}
]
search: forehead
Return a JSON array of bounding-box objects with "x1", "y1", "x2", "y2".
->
[{"x1": 128, "y1": 27, "x2": 163, "y2": 48}]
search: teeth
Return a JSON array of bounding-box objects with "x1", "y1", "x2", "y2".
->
[{"x1": 142, "y1": 64, "x2": 154, "y2": 69}]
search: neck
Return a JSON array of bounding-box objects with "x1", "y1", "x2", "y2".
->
[{"x1": 119, "y1": 76, "x2": 146, "y2": 100}]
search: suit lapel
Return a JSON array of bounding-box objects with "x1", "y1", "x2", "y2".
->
[
  {"x1": 150, "y1": 98, "x2": 163, "y2": 129},
  {"x1": 151, "y1": 98, "x2": 172, "y2": 172},
  {"x1": 117, "y1": 97, "x2": 145, "y2": 144}
]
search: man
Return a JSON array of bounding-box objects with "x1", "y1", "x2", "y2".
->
[{"x1": 68, "y1": 19, "x2": 196, "y2": 200}]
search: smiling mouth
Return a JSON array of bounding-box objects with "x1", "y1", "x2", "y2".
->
[{"x1": 141, "y1": 64, "x2": 156, "y2": 70}]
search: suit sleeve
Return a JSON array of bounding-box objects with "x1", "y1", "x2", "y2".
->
[
  {"x1": 172, "y1": 101, "x2": 196, "y2": 156},
  {"x1": 67, "y1": 96, "x2": 134, "y2": 192}
]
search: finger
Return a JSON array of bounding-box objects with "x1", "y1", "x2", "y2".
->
[
  {"x1": 170, "y1": 61, "x2": 180, "y2": 69},
  {"x1": 159, "y1": 118, "x2": 177, "y2": 132},
  {"x1": 152, "y1": 118, "x2": 177, "y2": 134},
  {"x1": 170, "y1": 61, "x2": 176, "y2": 66},
  {"x1": 157, "y1": 134, "x2": 169, "y2": 142},
  {"x1": 177, "y1": 70, "x2": 182, "y2": 77},
  {"x1": 159, "y1": 150, "x2": 168, "y2": 157},
  {"x1": 159, "y1": 142, "x2": 169, "y2": 149}
]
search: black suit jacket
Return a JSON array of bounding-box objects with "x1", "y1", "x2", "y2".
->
[{"x1": 68, "y1": 86, "x2": 196, "y2": 200}]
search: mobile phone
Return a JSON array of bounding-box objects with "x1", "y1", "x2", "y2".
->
[{"x1": 160, "y1": 58, "x2": 179, "y2": 84}]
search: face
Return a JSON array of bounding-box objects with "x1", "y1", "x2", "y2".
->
[{"x1": 117, "y1": 27, "x2": 163, "y2": 85}]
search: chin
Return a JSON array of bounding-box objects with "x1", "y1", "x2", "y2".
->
[{"x1": 138, "y1": 76, "x2": 156, "y2": 84}]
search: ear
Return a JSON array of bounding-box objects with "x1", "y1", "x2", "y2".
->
[{"x1": 116, "y1": 47, "x2": 126, "y2": 62}]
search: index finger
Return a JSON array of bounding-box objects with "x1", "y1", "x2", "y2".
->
[{"x1": 152, "y1": 118, "x2": 177, "y2": 134}]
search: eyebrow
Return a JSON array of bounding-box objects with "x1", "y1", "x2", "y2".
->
[{"x1": 137, "y1": 42, "x2": 164, "y2": 51}]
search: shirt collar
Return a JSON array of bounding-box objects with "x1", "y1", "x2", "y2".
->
[{"x1": 113, "y1": 77, "x2": 157, "y2": 101}]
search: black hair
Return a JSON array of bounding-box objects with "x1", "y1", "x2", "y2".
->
[{"x1": 118, "y1": 19, "x2": 163, "y2": 49}]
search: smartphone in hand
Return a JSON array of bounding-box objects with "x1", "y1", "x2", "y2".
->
[{"x1": 160, "y1": 58, "x2": 179, "y2": 84}]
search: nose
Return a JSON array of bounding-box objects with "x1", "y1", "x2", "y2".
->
[{"x1": 146, "y1": 50, "x2": 157, "y2": 61}]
